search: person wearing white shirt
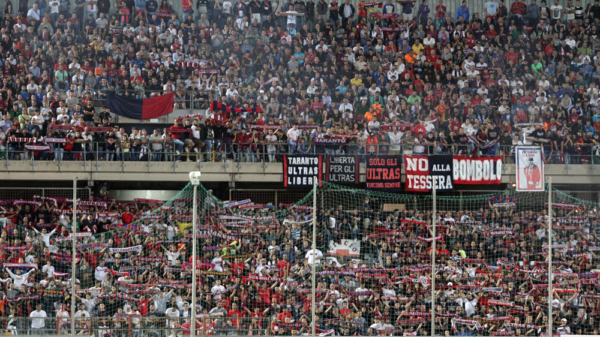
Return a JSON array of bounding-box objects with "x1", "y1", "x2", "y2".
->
[
  {"x1": 423, "y1": 34, "x2": 435, "y2": 47},
  {"x1": 33, "y1": 227, "x2": 56, "y2": 247},
  {"x1": 387, "y1": 130, "x2": 403, "y2": 155},
  {"x1": 265, "y1": 130, "x2": 278, "y2": 163},
  {"x1": 94, "y1": 262, "x2": 109, "y2": 282},
  {"x1": 211, "y1": 253, "x2": 224, "y2": 272},
  {"x1": 211, "y1": 279, "x2": 226, "y2": 300},
  {"x1": 283, "y1": 5, "x2": 302, "y2": 28},
  {"x1": 339, "y1": 99, "x2": 353, "y2": 113},
  {"x1": 6, "y1": 268, "x2": 34, "y2": 288},
  {"x1": 27, "y1": 4, "x2": 41, "y2": 22},
  {"x1": 48, "y1": 0, "x2": 60, "y2": 19},
  {"x1": 29, "y1": 304, "x2": 47, "y2": 331},
  {"x1": 56, "y1": 305, "x2": 70, "y2": 332},
  {"x1": 225, "y1": 84, "x2": 239, "y2": 98},
  {"x1": 164, "y1": 306, "x2": 180, "y2": 328},
  {"x1": 41, "y1": 261, "x2": 55, "y2": 279},
  {"x1": 305, "y1": 248, "x2": 323, "y2": 265},
  {"x1": 287, "y1": 125, "x2": 299, "y2": 154},
  {"x1": 162, "y1": 245, "x2": 183, "y2": 266},
  {"x1": 86, "y1": 0, "x2": 98, "y2": 19}
]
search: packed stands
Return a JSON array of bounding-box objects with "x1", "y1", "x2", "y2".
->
[
  {"x1": 0, "y1": 181, "x2": 598, "y2": 336},
  {"x1": 0, "y1": 0, "x2": 600, "y2": 336},
  {"x1": 0, "y1": 0, "x2": 600, "y2": 164}
]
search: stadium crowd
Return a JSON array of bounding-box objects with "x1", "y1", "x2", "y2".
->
[
  {"x1": 0, "y1": 183, "x2": 598, "y2": 337},
  {"x1": 0, "y1": 0, "x2": 600, "y2": 163}
]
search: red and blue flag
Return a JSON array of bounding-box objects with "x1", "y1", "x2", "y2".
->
[{"x1": 105, "y1": 92, "x2": 175, "y2": 119}]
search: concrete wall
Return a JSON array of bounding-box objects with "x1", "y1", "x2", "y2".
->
[
  {"x1": 110, "y1": 189, "x2": 181, "y2": 200},
  {"x1": 2, "y1": 160, "x2": 600, "y2": 186}
]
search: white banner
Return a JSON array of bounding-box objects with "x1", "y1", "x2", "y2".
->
[
  {"x1": 516, "y1": 146, "x2": 544, "y2": 192},
  {"x1": 327, "y1": 239, "x2": 360, "y2": 257}
]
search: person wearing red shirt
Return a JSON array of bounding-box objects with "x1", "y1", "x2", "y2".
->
[
  {"x1": 180, "y1": 318, "x2": 191, "y2": 335},
  {"x1": 229, "y1": 257, "x2": 245, "y2": 274},
  {"x1": 339, "y1": 302, "x2": 351, "y2": 316},
  {"x1": 276, "y1": 255, "x2": 291, "y2": 279},
  {"x1": 276, "y1": 307, "x2": 292, "y2": 321},
  {"x1": 120, "y1": 206, "x2": 134, "y2": 224},
  {"x1": 465, "y1": 32, "x2": 476, "y2": 48},
  {"x1": 78, "y1": 246, "x2": 108, "y2": 268},
  {"x1": 413, "y1": 121, "x2": 426, "y2": 137},
  {"x1": 257, "y1": 285, "x2": 271, "y2": 304},
  {"x1": 510, "y1": 0, "x2": 526, "y2": 16},
  {"x1": 137, "y1": 295, "x2": 150, "y2": 316},
  {"x1": 169, "y1": 120, "x2": 186, "y2": 161},
  {"x1": 228, "y1": 303, "x2": 243, "y2": 327},
  {"x1": 505, "y1": 47, "x2": 518, "y2": 64}
]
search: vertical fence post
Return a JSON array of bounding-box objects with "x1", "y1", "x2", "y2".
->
[
  {"x1": 311, "y1": 176, "x2": 317, "y2": 337},
  {"x1": 431, "y1": 177, "x2": 436, "y2": 337},
  {"x1": 191, "y1": 183, "x2": 198, "y2": 337},
  {"x1": 548, "y1": 177, "x2": 553, "y2": 336},
  {"x1": 71, "y1": 177, "x2": 77, "y2": 337},
  {"x1": 128, "y1": 315, "x2": 133, "y2": 337}
]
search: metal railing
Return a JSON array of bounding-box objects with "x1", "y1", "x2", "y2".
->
[{"x1": 0, "y1": 313, "x2": 280, "y2": 336}]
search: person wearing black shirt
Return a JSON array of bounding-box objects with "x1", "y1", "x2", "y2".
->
[
  {"x1": 583, "y1": 131, "x2": 595, "y2": 160},
  {"x1": 248, "y1": 0, "x2": 261, "y2": 22},
  {"x1": 541, "y1": 129, "x2": 552, "y2": 161},
  {"x1": 592, "y1": 0, "x2": 600, "y2": 19},
  {"x1": 485, "y1": 123, "x2": 500, "y2": 156},
  {"x1": 72, "y1": 131, "x2": 86, "y2": 160},
  {"x1": 82, "y1": 102, "x2": 95, "y2": 124},
  {"x1": 453, "y1": 128, "x2": 469, "y2": 155},
  {"x1": 424, "y1": 131, "x2": 437, "y2": 154},
  {"x1": 499, "y1": 130, "x2": 512, "y2": 157}
]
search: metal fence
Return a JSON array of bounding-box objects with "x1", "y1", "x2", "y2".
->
[{"x1": 0, "y1": 187, "x2": 91, "y2": 202}]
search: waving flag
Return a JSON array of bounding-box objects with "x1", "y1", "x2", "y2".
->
[{"x1": 105, "y1": 92, "x2": 175, "y2": 120}]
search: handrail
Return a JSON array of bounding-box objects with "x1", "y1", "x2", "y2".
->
[{"x1": 1, "y1": 141, "x2": 599, "y2": 164}]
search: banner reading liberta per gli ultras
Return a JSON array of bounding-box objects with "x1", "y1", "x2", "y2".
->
[{"x1": 452, "y1": 156, "x2": 503, "y2": 185}]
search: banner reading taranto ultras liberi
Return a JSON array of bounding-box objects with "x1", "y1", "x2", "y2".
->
[
  {"x1": 282, "y1": 155, "x2": 323, "y2": 188},
  {"x1": 281, "y1": 155, "x2": 503, "y2": 189}
]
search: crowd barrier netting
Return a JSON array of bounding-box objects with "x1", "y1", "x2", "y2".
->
[{"x1": 0, "y1": 180, "x2": 599, "y2": 336}]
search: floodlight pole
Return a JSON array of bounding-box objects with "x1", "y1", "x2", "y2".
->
[
  {"x1": 189, "y1": 172, "x2": 201, "y2": 337},
  {"x1": 71, "y1": 177, "x2": 77, "y2": 337},
  {"x1": 548, "y1": 177, "x2": 553, "y2": 336},
  {"x1": 311, "y1": 176, "x2": 317, "y2": 337},
  {"x1": 431, "y1": 177, "x2": 436, "y2": 337}
]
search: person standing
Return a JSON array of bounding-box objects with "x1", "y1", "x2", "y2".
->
[
  {"x1": 401, "y1": 0, "x2": 413, "y2": 21},
  {"x1": 550, "y1": 0, "x2": 562, "y2": 25},
  {"x1": 455, "y1": 0, "x2": 469, "y2": 21},
  {"x1": 287, "y1": 124, "x2": 299, "y2": 154},
  {"x1": 339, "y1": 0, "x2": 355, "y2": 27},
  {"x1": 85, "y1": 0, "x2": 97, "y2": 19},
  {"x1": 434, "y1": 0, "x2": 445, "y2": 28},
  {"x1": 564, "y1": 0, "x2": 575, "y2": 23},
  {"x1": 316, "y1": 0, "x2": 328, "y2": 25},
  {"x1": 418, "y1": 0, "x2": 429, "y2": 27},
  {"x1": 29, "y1": 304, "x2": 47, "y2": 334},
  {"x1": 527, "y1": 0, "x2": 540, "y2": 29},
  {"x1": 574, "y1": 0, "x2": 583, "y2": 23},
  {"x1": 484, "y1": 0, "x2": 498, "y2": 19}
]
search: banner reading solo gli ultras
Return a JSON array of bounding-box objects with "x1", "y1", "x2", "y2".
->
[{"x1": 452, "y1": 156, "x2": 503, "y2": 185}]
